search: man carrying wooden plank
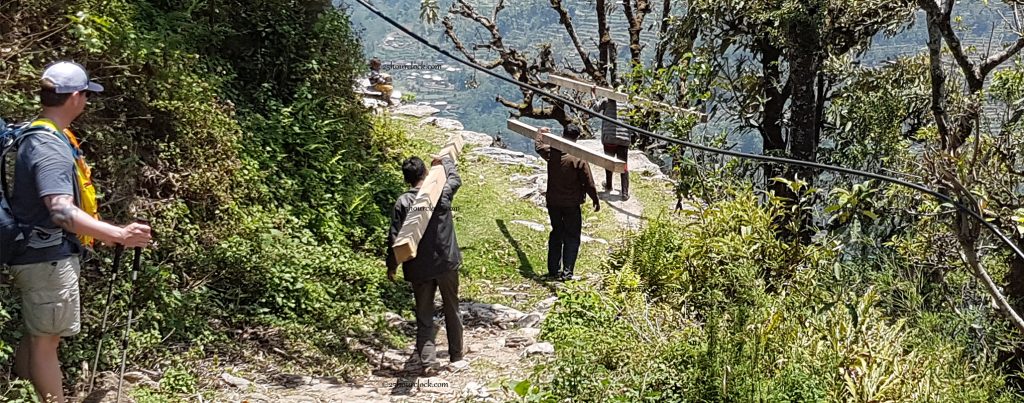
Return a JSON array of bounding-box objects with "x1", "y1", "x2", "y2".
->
[
  {"x1": 385, "y1": 155, "x2": 463, "y2": 373},
  {"x1": 535, "y1": 124, "x2": 600, "y2": 281},
  {"x1": 594, "y1": 97, "x2": 631, "y2": 200},
  {"x1": 506, "y1": 119, "x2": 627, "y2": 173}
]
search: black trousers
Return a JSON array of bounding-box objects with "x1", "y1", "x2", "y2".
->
[
  {"x1": 547, "y1": 205, "x2": 582, "y2": 277},
  {"x1": 411, "y1": 269, "x2": 463, "y2": 364},
  {"x1": 603, "y1": 143, "x2": 630, "y2": 196}
]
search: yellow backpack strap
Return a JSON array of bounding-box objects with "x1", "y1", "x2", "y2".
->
[{"x1": 29, "y1": 118, "x2": 59, "y2": 133}]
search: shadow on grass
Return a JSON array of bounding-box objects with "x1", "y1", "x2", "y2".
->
[{"x1": 495, "y1": 219, "x2": 556, "y2": 293}]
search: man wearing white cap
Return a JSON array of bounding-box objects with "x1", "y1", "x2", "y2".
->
[{"x1": 9, "y1": 61, "x2": 151, "y2": 402}]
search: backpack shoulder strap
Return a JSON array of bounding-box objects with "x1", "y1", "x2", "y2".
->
[{"x1": 0, "y1": 126, "x2": 50, "y2": 197}]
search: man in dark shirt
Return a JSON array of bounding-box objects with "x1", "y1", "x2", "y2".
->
[
  {"x1": 11, "y1": 61, "x2": 151, "y2": 403},
  {"x1": 386, "y1": 155, "x2": 463, "y2": 374},
  {"x1": 535, "y1": 124, "x2": 600, "y2": 281}
]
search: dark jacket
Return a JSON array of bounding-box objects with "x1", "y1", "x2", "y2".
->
[
  {"x1": 386, "y1": 157, "x2": 462, "y2": 283},
  {"x1": 536, "y1": 142, "x2": 598, "y2": 208},
  {"x1": 595, "y1": 98, "x2": 631, "y2": 146}
]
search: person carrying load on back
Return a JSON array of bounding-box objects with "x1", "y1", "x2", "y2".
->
[
  {"x1": 385, "y1": 155, "x2": 465, "y2": 375},
  {"x1": 593, "y1": 97, "x2": 631, "y2": 200},
  {"x1": 369, "y1": 57, "x2": 394, "y2": 106},
  {"x1": 7, "y1": 61, "x2": 152, "y2": 403},
  {"x1": 535, "y1": 124, "x2": 600, "y2": 282}
]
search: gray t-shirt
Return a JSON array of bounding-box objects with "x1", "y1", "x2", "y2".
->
[{"x1": 9, "y1": 128, "x2": 80, "y2": 265}]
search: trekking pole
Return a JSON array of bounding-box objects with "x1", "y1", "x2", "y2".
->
[
  {"x1": 116, "y1": 218, "x2": 148, "y2": 403},
  {"x1": 87, "y1": 243, "x2": 125, "y2": 395}
]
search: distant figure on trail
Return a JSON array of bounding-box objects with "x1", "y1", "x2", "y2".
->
[
  {"x1": 593, "y1": 97, "x2": 631, "y2": 200},
  {"x1": 535, "y1": 124, "x2": 600, "y2": 282},
  {"x1": 368, "y1": 58, "x2": 394, "y2": 106},
  {"x1": 385, "y1": 155, "x2": 464, "y2": 374},
  {"x1": 10, "y1": 61, "x2": 152, "y2": 403}
]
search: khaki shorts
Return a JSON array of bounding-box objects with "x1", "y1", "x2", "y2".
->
[
  {"x1": 373, "y1": 83, "x2": 393, "y2": 94},
  {"x1": 11, "y1": 257, "x2": 81, "y2": 337}
]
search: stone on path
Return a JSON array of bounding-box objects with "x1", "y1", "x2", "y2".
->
[
  {"x1": 419, "y1": 116, "x2": 464, "y2": 131},
  {"x1": 470, "y1": 147, "x2": 543, "y2": 170},
  {"x1": 221, "y1": 372, "x2": 251, "y2": 389},
  {"x1": 516, "y1": 312, "x2": 542, "y2": 328},
  {"x1": 505, "y1": 335, "x2": 534, "y2": 348},
  {"x1": 394, "y1": 104, "x2": 439, "y2": 118},
  {"x1": 511, "y1": 220, "x2": 545, "y2": 232},
  {"x1": 455, "y1": 130, "x2": 493, "y2": 146},
  {"x1": 581, "y1": 234, "x2": 608, "y2": 244},
  {"x1": 449, "y1": 359, "x2": 470, "y2": 371},
  {"x1": 460, "y1": 302, "x2": 526, "y2": 326},
  {"x1": 520, "y1": 327, "x2": 541, "y2": 338},
  {"x1": 525, "y1": 342, "x2": 555, "y2": 356},
  {"x1": 463, "y1": 381, "x2": 492, "y2": 399},
  {"x1": 121, "y1": 371, "x2": 150, "y2": 384},
  {"x1": 535, "y1": 296, "x2": 558, "y2": 312}
]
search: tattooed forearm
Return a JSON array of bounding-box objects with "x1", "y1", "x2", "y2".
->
[{"x1": 44, "y1": 194, "x2": 79, "y2": 230}]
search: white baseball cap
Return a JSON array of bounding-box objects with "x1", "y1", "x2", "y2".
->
[{"x1": 41, "y1": 61, "x2": 104, "y2": 94}]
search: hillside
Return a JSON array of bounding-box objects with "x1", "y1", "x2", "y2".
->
[{"x1": 349, "y1": 0, "x2": 1021, "y2": 154}]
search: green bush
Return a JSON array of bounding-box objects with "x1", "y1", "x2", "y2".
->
[
  {"x1": 532, "y1": 187, "x2": 1020, "y2": 402},
  {"x1": 0, "y1": 0, "x2": 411, "y2": 398}
]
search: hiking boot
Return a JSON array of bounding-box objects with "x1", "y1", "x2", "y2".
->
[{"x1": 559, "y1": 274, "x2": 580, "y2": 281}]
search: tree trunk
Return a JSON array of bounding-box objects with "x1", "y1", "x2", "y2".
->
[
  {"x1": 759, "y1": 39, "x2": 789, "y2": 196},
  {"x1": 787, "y1": 48, "x2": 819, "y2": 166},
  {"x1": 596, "y1": 0, "x2": 615, "y2": 85}
]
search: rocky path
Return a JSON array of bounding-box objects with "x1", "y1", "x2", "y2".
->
[{"x1": 213, "y1": 298, "x2": 558, "y2": 403}]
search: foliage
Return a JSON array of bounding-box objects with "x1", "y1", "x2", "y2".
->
[
  {"x1": 0, "y1": 0, "x2": 410, "y2": 399},
  {"x1": 530, "y1": 189, "x2": 1021, "y2": 402}
]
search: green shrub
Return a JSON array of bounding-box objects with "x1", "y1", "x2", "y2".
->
[
  {"x1": 0, "y1": 1, "x2": 411, "y2": 397},
  {"x1": 533, "y1": 187, "x2": 1019, "y2": 402}
]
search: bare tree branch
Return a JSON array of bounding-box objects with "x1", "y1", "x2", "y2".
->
[
  {"x1": 980, "y1": 38, "x2": 1024, "y2": 78},
  {"x1": 596, "y1": 0, "x2": 614, "y2": 85},
  {"x1": 922, "y1": 8, "x2": 955, "y2": 150},
  {"x1": 958, "y1": 224, "x2": 1024, "y2": 334},
  {"x1": 550, "y1": 0, "x2": 600, "y2": 82},
  {"x1": 622, "y1": 0, "x2": 651, "y2": 65},
  {"x1": 654, "y1": 0, "x2": 672, "y2": 69}
]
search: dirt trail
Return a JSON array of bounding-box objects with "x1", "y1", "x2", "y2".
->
[{"x1": 214, "y1": 297, "x2": 558, "y2": 403}]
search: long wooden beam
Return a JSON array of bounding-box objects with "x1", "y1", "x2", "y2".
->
[
  {"x1": 392, "y1": 132, "x2": 464, "y2": 263},
  {"x1": 547, "y1": 74, "x2": 705, "y2": 118},
  {"x1": 506, "y1": 119, "x2": 626, "y2": 173}
]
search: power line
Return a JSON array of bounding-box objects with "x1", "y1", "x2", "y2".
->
[{"x1": 350, "y1": 0, "x2": 1024, "y2": 265}]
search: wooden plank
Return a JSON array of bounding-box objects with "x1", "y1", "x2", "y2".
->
[
  {"x1": 547, "y1": 74, "x2": 705, "y2": 118},
  {"x1": 506, "y1": 119, "x2": 626, "y2": 173},
  {"x1": 392, "y1": 132, "x2": 464, "y2": 263}
]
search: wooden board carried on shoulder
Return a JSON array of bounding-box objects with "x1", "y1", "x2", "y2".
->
[
  {"x1": 392, "y1": 132, "x2": 465, "y2": 263},
  {"x1": 506, "y1": 119, "x2": 626, "y2": 173},
  {"x1": 547, "y1": 74, "x2": 706, "y2": 120}
]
